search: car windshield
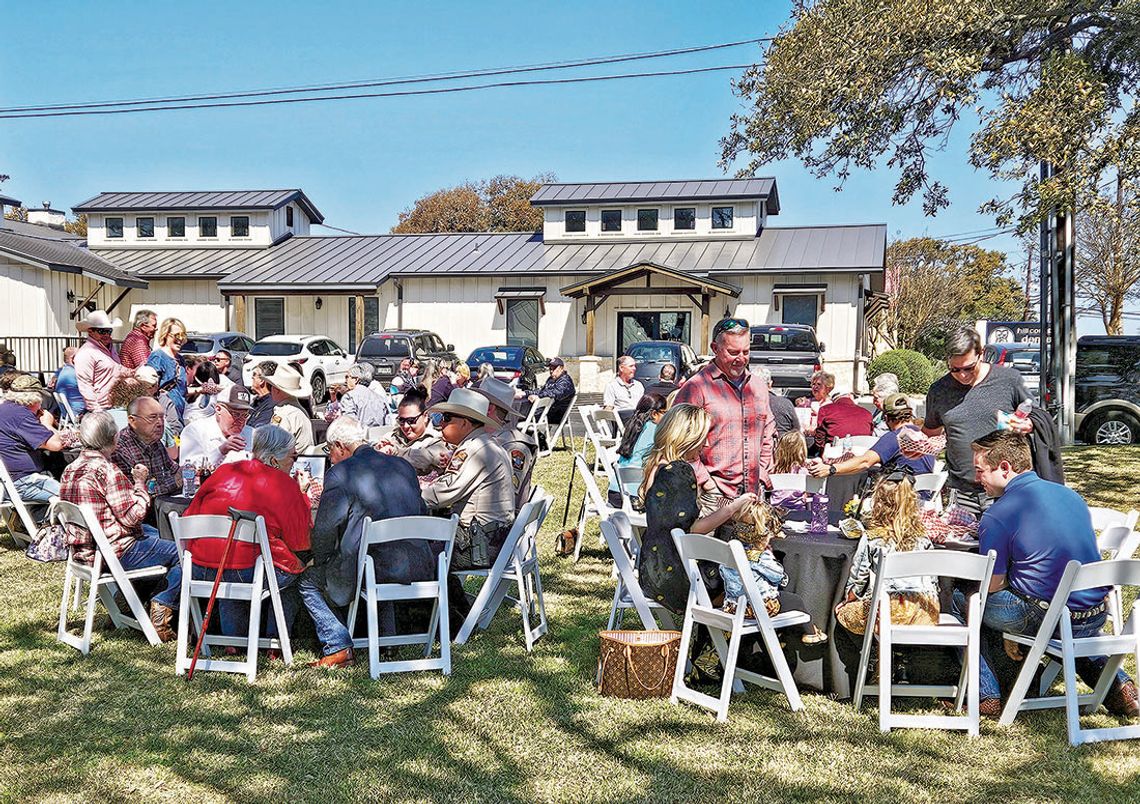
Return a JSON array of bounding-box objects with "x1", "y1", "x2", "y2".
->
[
  {"x1": 468, "y1": 347, "x2": 522, "y2": 367},
  {"x1": 250, "y1": 342, "x2": 302, "y2": 356},
  {"x1": 181, "y1": 337, "x2": 215, "y2": 354},
  {"x1": 751, "y1": 329, "x2": 818, "y2": 351},
  {"x1": 359, "y1": 336, "x2": 411, "y2": 358},
  {"x1": 628, "y1": 344, "x2": 674, "y2": 362}
]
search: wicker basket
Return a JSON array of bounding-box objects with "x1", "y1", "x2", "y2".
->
[{"x1": 596, "y1": 630, "x2": 682, "y2": 699}]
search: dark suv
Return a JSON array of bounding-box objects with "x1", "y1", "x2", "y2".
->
[
  {"x1": 623, "y1": 340, "x2": 704, "y2": 385},
  {"x1": 748, "y1": 324, "x2": 824, "y2": 399},
  {"x1": 356, "y1": 329, "x2": 459, "y2": 384},
  {"x1": 1075, "y1": 335, "x2": 1140, "y2": 445}
]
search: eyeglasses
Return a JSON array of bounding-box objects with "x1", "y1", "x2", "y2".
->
[
  {"x1": 172, "y1": 333, "x2": 187, "y2": 344},
  {"x1": 948, "y1": 360, "x2": 980, "y2": 375},
  {"x1": 396, "y1": 414, "x2": 424, "y2": 426},
  {"x1": 712, "y1": 317, "x2": 750, "y2": 338},
  {"x1": 128, "y1": 413, "x2": 165, "y2": 422},
  {"x1": 221, "y1": 406, "x2": 250, "y2": 420},
  {"x1": 91, "y1": 327, "x2": 113, "y2": 335}
]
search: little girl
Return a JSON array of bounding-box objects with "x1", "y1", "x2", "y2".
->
[
  {"x1": 719, "y1": 500, "x2": 827, "y2": 644},
  {"x1": 835, "y1": 472, "x2": 939, "y2": 635},
  {"x1": 770, "y1": 430, "x2": 812, "y2": 512}
]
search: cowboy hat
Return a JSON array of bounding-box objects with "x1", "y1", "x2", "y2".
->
[
  {"x1": 262, "y1": 364, "x2": 312, "y2": 399},
  {"x1": 428, "y1": 387, "x2": 500, "y2": 431},
  {"x1": 474, "y1": 377, "x2": 524, "y2": 419},
  {"x1": 76, "y1": 310, "x2": 123, "y2": 331}
]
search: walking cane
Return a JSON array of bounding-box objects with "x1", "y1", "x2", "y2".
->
[{"x1": 187, "y1": 506, "x2": 261, "y2": 681}]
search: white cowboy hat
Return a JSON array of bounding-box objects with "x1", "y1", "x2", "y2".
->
[
  {"x1": 262, "y1": 364, "x2": 312, "y2": 399},
  {"x1": 428, "y1": 387, "x2": 500, "y2": 431},
  {"x1": 76, "y1": 310, "x2": 123, "y2": 331},
  {"x1": 474, "y1": 377, "x2": 524, "y2": 420}
]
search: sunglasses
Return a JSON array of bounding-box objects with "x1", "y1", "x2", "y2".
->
[
  {"x1": 91, "y1": 327, "x2": 113, "y2": 335},
  {"x1": 396, "y1": 414, "x2": 424, "y2": 426},
  {"x1": 712, "y1": 317, "x2": 750, "y2": 338},
  {"x1": 948, "y1": 360, "x2": 980, "y2": 375},
  {"x1": 440, "y1": 412, "x2": 474, "y2": 425}
]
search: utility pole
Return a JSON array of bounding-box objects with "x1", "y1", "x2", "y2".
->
[
  {"x1": 1038, "y1": 160, "x2": 1077, "y2": 443},
  {"x1": 1023, "y1": 240, "x2": 1035, "y2": 321}
]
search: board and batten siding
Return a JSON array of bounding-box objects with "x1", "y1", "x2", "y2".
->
[
  {"x1": 0, "y1": 255, "x2": 122, "y2": 337},
  {"x1": 126, "y1": 279, "x2": 228, "y2": 334}
]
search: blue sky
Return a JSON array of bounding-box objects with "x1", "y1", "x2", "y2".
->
[{"x1": 5, "y1": 0, "x2": 1106, "y2": 327}]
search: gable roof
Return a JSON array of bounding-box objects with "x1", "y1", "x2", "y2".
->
[
  {"x1": 0, "y1": 193, "x2": 22, "y2": 208},
  {"x1": 73, "y1": 189, "x2": 324, "y2": 223},
  {"x1": 0, "y1": 229, "x2": 147, "y2": 288},
  {"x1": 0, "y1": 218, "x2": 82, "y2": 240},
  {"x1": 530, "y1": 178, "x2": 779, "y2": 214}
]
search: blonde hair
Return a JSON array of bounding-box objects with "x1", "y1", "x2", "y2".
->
[
  {"x1": 864, "y1": 477, "x2": 925, "y2": 550},
  {"x1": 727, "y1": 499, "x2": 784, "y2": 550},
  {"x1": 773, "y1": 430, "x2": 807, "y2": 474},
  {"x1": 157, "y1": 317, "x2": 186, "y2": 347},
  {"x1": 639, "y1": 403, "x2": 710, "y2": 499},
  {"x1": 454, "y1": 362, "x2": 471, "y2": 381}
]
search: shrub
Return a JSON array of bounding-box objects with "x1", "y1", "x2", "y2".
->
[
  {"x1": 867, "y1": 349, "x2": 935, "y2": 395},
  {"x1": 867, "y1": 351, "x2": 910, "y2": 392}
]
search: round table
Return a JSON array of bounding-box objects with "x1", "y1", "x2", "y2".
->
[{"x1": 154, "y1": 494, "x2": 193, "y2": 541}]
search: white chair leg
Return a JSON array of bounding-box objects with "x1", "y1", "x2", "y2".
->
[
  {"x1": 80, "y1": 579, "x2": 100, "y2": 655},
  {"x1": 57, "y1": 568, "x2": 74, "y2": 646},
  {"x1": 716, "y1": 620, "x2": 745, "y2": 723},
  {"x1": 1061, "y1": 618, "x2": 1083, "y2": 746},
  {"x1": 669, "y1": 607, "x2": 697, "y2": 705},
  {"x1": 967, "y1": 601, "x2": 981, "y2": 737},
  {"x1": 439, "y1": 566, "x2": 452, "y2": 676},
  {"x1": 175, "y1": 558, "x2": 192, "y2": 676},
  {"x1": 245, "y1": 564, "x2": 265, "y2": 683},
  {"x1": 878, "y1": 615, "x2": 893, "y2": 732},
  {"x1": 366, "y1": 582, "x2": 380, "y2": 680},
  {"x1": 761, "y1": 624, "x2": 804, "y2": 713}
]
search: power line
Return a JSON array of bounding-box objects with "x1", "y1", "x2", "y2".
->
[
  {"x1": 0, "y1": 64, "x2": 752, "y2": 120},
  {"x1": 0, "y1": 37, "x2": 771, "y2": 114},
  {"x1": 314, "y1": 222, "x2": 363, "y2": 236}
]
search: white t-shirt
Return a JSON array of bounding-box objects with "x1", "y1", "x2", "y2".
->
[
  {"x1": 603, "y1": 377, "x2": 645, "y2": 411},
  {"x1": 179, "y1": 416, "x2": 254, "y2": 468}
]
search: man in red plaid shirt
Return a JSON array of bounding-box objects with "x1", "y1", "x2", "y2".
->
[{"x1": 674, "y1": 317, "x2": 775, "y2": 501}]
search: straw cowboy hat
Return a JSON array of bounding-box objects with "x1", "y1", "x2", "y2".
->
[
  {"x1": 262, "y1": 364, "x2": 312, "y2": 399},
  {"x1": 76, "y1": 310, "x2": 123, "y2": 331},
  {"x1": 428, "y1": 387, "x2": 500, "y2": 431},
  {"x1": 474, "y1": 377, "x2": 524, "y2": 420}
]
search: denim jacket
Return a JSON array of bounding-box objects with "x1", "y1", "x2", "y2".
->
[{"x1": 721, "y1": 547, "x2": 787, "y2": 602}]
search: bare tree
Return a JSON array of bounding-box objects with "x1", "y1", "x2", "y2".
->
[{"x1": 1076, "y1": 178, "x2": 1140, "y2": 335}]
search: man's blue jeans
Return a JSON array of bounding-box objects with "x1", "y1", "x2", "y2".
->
[
  {"x1": 118, "y1": 533, "x2": 182, "y2": 609},
  {"x1": 188, "y1": 564, "x2": 299, "y2": 638},
  {"x1": 297, "y1": 568, "x2": 354, "y2": 657},
  {"x1": 953, "y1": 587, "x2": 1130, "y2": 701},
  {"x1": 13, "y1": 472, "x2": 60, "y2": 503}
]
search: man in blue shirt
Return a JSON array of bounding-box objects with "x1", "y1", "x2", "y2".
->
[
  {"x1": 52, "y1": 346, "x2": 87, "y2": 419},
  {"x1": 806, "y1": 393, "x2": 933, "y2": 480},
  {"x1": 954, "y1": 430, "x2": 1137, "y2": 717}
]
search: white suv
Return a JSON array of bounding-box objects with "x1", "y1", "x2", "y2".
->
[{"x1": 242, "y1": 335, "x2": 355, "y2": 404}]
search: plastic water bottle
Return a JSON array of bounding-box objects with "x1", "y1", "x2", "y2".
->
[
  {"x1": 842, "y1": 435, "x2": 852, "y2": 454},
  {"x1": 181, "y1": 463, "x2": 197, "y2": 497},
  {"x1": 810, "y1": 493, "x2": 830, "y2": 535},
  {"x1": 996, "y1": 400, "x2": 1033, "y2": 430}
]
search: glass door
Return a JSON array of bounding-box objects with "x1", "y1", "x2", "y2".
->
[{"x1": 616, "y1": 311, "x2": 691, "y2": 355}]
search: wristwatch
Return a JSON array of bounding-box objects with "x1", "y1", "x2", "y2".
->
[{"x1": 828, "y1": 464, "x2": 837, "y2": 476}]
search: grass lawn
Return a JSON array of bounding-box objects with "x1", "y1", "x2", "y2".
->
[{"x1": 2, "y1": 445, "x2": 1140, "y2": 802}]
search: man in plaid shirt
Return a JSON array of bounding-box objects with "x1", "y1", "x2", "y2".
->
[
  {"x1": 111, "y1": 396, "x2": 180, "y2": 496},
  {"x1": 674, "y1": 318, "x2": 776, "y2": 500}
]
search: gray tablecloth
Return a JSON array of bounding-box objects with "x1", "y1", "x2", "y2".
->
[{"x1": 154, "y1": 494, "x2": 192, "y2": 541}]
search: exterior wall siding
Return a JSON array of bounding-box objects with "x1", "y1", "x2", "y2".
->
[{"x1": 127, "y1": 279, "x2": 228, "y2": 334}]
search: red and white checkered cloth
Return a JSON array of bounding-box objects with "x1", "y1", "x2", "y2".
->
[
  {"x1": 921, "y1": 506, "x2": 978, "y2": 545},
  {"x1": 898, "y1": 430, "x2": 947, "y2": 456}
]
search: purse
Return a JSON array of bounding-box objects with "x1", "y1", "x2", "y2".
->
[
  {"x1": 596, "y1": 630, "x2": 682, "y2": 699},
  {"x1": 25, "y1": 522, "x2": 69, "y2": 563}
]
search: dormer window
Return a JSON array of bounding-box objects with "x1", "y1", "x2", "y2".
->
[
  {"x1": 637, "y1": 209, "x2": 659, "y2": 232},
  {"x1": 674, "y1": 207, "x2": 696, "y2": 230},
  {"x1": 167, "y1": 216, "x2": 186, "y2": 238},
  {"x1": 199, "y1": 216, "x2": 218, "y2": 238},
  {"x1": 565, "y1": 210, "x2": 586, "y2": 233},
  {"x1": 712, "y1": 206, "x2": 734, "y2": 230},
  {"x1": 136, "y1": 217, "x2": 155, "y2": 238},
  {"x1": 231, "y1": 215, "x2": 250, "y2": 238},
  {"x1": 106, "y1": 217, "x2": 124, "y2": 238},
  {"x1": 601, "y1": 209, "x2": 622, "y2": 232}
]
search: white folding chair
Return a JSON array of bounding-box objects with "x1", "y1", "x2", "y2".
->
[
  {"x1": 55, "y1": 500, "x2": 164, "y2": 654},
  {"x1": 852, "y1": 549, "x2": 997, "y2": 736},
  {"x1": 54, "y1": 392, "x2": 80, "y2": 426},
  {"x1": 1089, "y1": 507, "x2": 1140, "y2": 534},
  {"x1": 453, "y1": 492, "x2": 552, "y2": 649},
  {"x1": 170, "y1": 513, "x2": 295, "y2": 682},
  {"x1": 573, "y1": 454, "x2": 643, "y2": 562},
  {"x1": 1000, "y1": 559, "x2": 1140, "y2": 746},
  {"x1": 0, "y1": 456, "x2": 49, "y2": 548},
  {"x1": 346, "y1": 514, "x2": 457, "y2": 678},
  {"x1": 518, "y1": 397, "x2": 552, "y2": 447},
  {"x1": 767, "y1": 473, "x2": 827, "y2": 497},
  {"x1": 614, "y1": 465, "x2": 644, "y2": 516},
  {"x1": 590, "y1": 409, "x2": 624, "y2": 464},
  {"x1": 540, "y1": 393, "x2": 577, "y2": 457},
  {"x1": 669, "y1": 530, "x2": 809, "y2": 721},
  {"x1": 600, "y1": 512, "x2": 675, "y2": 631},
  {"x1": 913, "y1": 471, "x2": 948, "y2": 512},
  {"x1": 837, "y1": 435, "x2": 879, "y2": 455}
]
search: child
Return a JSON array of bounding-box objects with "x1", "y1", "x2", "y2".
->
[
  {"x1": 770, "y1": 430, "x2": 812, "y2": 512},
  {"x1": 719, "y1": 500, "x2": 827, "y2": 644},
  {"x1": 835, "y1": 472, "x2": 939, "y2": 635}
]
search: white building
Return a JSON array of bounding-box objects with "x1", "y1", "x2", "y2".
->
[{"x1": 1, "y1": 178, "x2": 886, "y2": 391}]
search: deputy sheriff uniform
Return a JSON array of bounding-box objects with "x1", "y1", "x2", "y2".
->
[
  {"x1": 493, "y1": 426, "x2": 537, "y2": 513},
  {"x1": 390, "y1": 425, "x2": 450, "y2": 476},
  {"x1": 272, "y1": 402, "x2": 314, "y2": 453}
]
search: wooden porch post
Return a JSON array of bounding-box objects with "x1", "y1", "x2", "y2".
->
[
  {"x1": 585, "y1": 296, "x2": 596, "y2": 355},
  {"x1": 700, "y1": 293, "x2": 711, "y2": 348},
  {"x1": 232, "y1": 295, "x2": 247, "y2": 334},
  {"x1": 354, "y1": 295, "x2": 365, "y2": 348}
]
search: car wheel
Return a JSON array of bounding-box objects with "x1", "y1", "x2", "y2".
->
[
  {"x1": 310, "y1": 372, "x2": 328, "y2": 405},
  {"x1": 1087, "y1": 410, "x2": 1140, "y2": 445}
]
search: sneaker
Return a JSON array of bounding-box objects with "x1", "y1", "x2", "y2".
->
[
  {"x1": 1105, "y1": 679, "x2": 1139, "y2": 717},
  {"x1": 149, "y1": 601, "x2": 176, "y2": 643}
]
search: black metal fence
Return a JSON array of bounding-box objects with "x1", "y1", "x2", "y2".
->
[{"x1": 0, "y1": 336, "x2": 85, "y2": 374}]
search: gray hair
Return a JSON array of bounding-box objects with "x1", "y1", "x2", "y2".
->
[
  {"x1": 133, "y1": 309, "x2": 156, "y2": 328},
  {"x1": 946, "y1": 327, "x2": 982, "y2": 358},
  {"x1": 326, "y1": 415, "x2": 367, "y2": 448},
  {"x1": 347, "y1": 364, "x2": 366, "y2": 380},
  {"x1": 618, "y1": 355, "x2": 636, "y2": 369},
  {"x1": 252, "y1": 425, "x2": 296, "y2": 464},
  {"x1": 357, "y1": 362, "x2": 374, "y2": 383},
  {"x1": 79, "y1": 411, "x2": 119, "y2": 451},
  {"x1": 477, "y1": 362, "x2": 495, "y2": 382},
  {"x1": 5, "y1": 388, "x2": 42, "y2": 407},
  {"x1": 127, "y1": 395, "x2": 161, "y2": 416},
  {"x1": 754, "y1": 366, "x2": 773, "y2": 386},
  {"x1": 872, "y1": 372, "x2": 899, "y2": 396}
]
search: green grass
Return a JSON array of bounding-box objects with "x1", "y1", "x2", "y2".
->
[{"x1": 2, "y1": 445, "x2": 1140, "y2": 801}]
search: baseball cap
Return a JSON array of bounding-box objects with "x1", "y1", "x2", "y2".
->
[
  {"x1": 9, "y1": 374, "x2": 43, "y2": 392},
  {"x1": 882, "y1": 393, "x2": 912, "y2": 414},
  {"x1": 218, "y1": 384, "x2": 253, "y2": 410},
  {"x1": 547, "y1": 357, "x2": 565, "y2": 368}
]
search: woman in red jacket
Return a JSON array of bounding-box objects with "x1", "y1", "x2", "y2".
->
[{"x1": 184, "y1": 424, "x2": 312, "y2": 638}]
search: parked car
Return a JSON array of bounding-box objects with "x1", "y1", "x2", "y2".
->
[
  {"x1": 242, "y1": 335, "x2": 354, "y2": 404},
  {"x1": 356, "y1": 329, "x2": 459, "y2": 385},
  {"x1": 467, "y1": 345, "x2": 548, "y2": 391},
  {"x1": 181, "y1": 332, "x2": 255, "y2": 366},
  {"x1": 983, "y1": 342, "x2": 1041, "y2": 401},
  {"x1": 621, "y1": 340, "x2": 704, "y2": 386},
  {"x1": 748, "y1": 324, "x2": 824, "y2": 399},
  {"x1": 1074, "y1": 335, "x2": 1140, "y2": 445}
]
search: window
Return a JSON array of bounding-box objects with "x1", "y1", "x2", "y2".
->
[
  {"x1": 136, "y1": 217, "x2": 155, "y2": 238},
  {"x1": 601, "y1": 209, "x2": 622, "y2": 232},
  {"x1": 167, "y1": 216, "x2": 186, "y2": 237},
  {"x1": 106, "y1": 217, "x2": 124, "y2": 238},
  {"x1": 506, "y1": 298, "x2": 539, "y2": 348},
  {"x1": 347, "y1": 297, "x2": 379, "y2": 352},
  {"x1": 781, "y1": 294, "x2": 819, "y2": 329},
  {"x1": 673, "y1": 207, "x2": 696, "y2": 230},
  {"x1": 637, "y1": 209, "x2": 659, "y2": 232},
  {"x1": 199, "y1": 216, "x2": 218, "y2": 238},
  {"x1": 286, "y1": 206, "x2": 294, "y2": 227},
  {"x1": 564, "y1": 210, "x2": 586, "y2": 233},
  {"x1": 230, "y1": 216, "x2": 250, "y2": 238},
  {"x1": 253, "y1": 298, "x2": 285, "y2": 340},
  {"x1": 711, "y1": 206, "x2": 734, "y2": 229},
  {"x1": 616, "y1": 311, "x2": 690, "y2": 356},
  {"x1": 307, "y1": 339, "x2": 330, "y2": 356}
]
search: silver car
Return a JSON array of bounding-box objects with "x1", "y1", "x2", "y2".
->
[{"x1": 181, "y1": 332, "x2": 255, "y2": 382}]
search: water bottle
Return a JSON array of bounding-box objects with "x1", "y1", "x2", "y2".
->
[
  {"x1": 842, "y1": 435, "x2": 852, "y2": 454},
  {"x1": 996, "y1": 400, "x2": 1034, "y2": 431},
  {"x1": 181, "y1": 463, "x2": 197, "y2": 497},
  {"x1": 810, "y1": 493, "x2": 830, "y2": 534}
]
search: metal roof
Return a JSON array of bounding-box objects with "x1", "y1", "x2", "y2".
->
[
  {"x1": 530, "y1": 178, "x2": 780, "y2": 214},
  {"x1": 217, "y1": 224, "x2": 884, "y2": 293},
  {"x1": 0, "y1": 193, "x2": 22, "y2": 207},
  {"x1": 90, "y1": 246, "x2": 269, "y2": 279},
  {"x1": 0, "y1": 229, "x2": 147, "y2": 288},
  {"x1": 73, "y1": 189, "x2": 324, "y2": 223},
  {"x1": 0, "y1": 218, "x2": 82, "y2": 240}
]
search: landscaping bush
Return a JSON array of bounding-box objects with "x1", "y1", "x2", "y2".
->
[{"x1": 867, "y1": 349, "x2": 935, "y2": 395}]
